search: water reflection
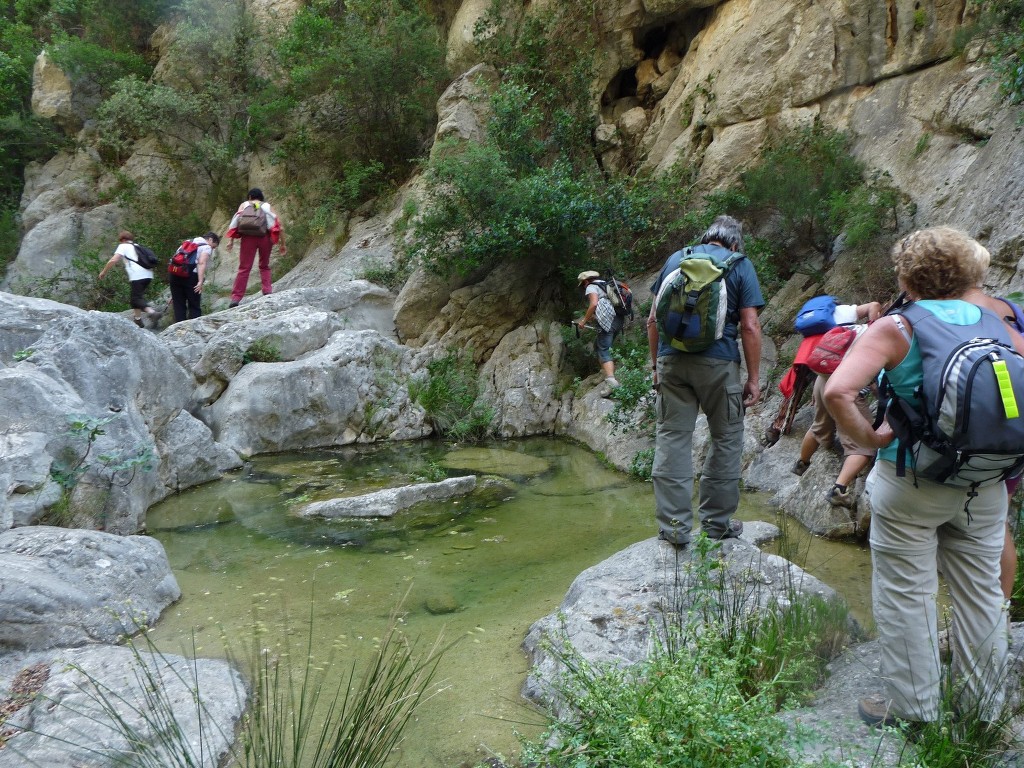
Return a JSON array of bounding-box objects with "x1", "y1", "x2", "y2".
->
[{"x1": 145, "y1": 437, "x2": 872, "y2": 766}]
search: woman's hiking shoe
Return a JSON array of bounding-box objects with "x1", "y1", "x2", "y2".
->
[
  {"x1": 858, "y1": 695, "x2": 899, "y2": 727},
  {"x1": 133, "y1": 317, "x2": 145, "y2": 328},
  {"x1": 791, "y1": 459, "x2": 810, "y2": 476},
  {"x1": 858, "y1": 696, "x2": 925, "y2": 740},
  {"x1": 827, "y1": 483, "x2": 854, "y2": 508}
]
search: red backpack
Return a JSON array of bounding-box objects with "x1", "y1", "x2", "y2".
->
[{"x1": 168, "y1": 240, "x2": 201, "y2": 278}]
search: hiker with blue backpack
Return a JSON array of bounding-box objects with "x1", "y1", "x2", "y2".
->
[
  {"x1": 791, "y1": 296, "x2": 882, "y2": 509},
  {"x1": 647, "y1": 215, "x2": 765, "y2": 546},
  {"x1": 825, "y1": 227, "x2": 1024, "y2": 730}
]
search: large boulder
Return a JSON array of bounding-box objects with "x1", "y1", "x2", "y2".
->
[
  {"x1": 0, "y1": 645, "x2": 245, "y2": 768},
  {"x1": 0, "y1": 527, "x2": 180, "y2": 650},
  {"x1": 522, "y1": 536, "x2": 838, "y2": 714},
  {"x1": 480, "y1": 321, "x2": 565, "y2": 438},
  {"x1": 205, "y1": 329, "x2": 430, "y2": 455},
  {"x1": 0, "y1": 293, "x2": 240, "y2": 533},
  {"x1": 395, "y1": 259, "x2": 561, "y2": 363}
]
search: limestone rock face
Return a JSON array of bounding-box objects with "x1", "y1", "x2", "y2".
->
[
  {"x1": 432, "y1": 63, "x2": 501, "y2": 155},
  {"x1": 0, "y1": 527, "x2": 180, "y2": 649},
  {"x1": 30, "y1": 52, "x2": 78, "y2": 133},
  {"x1": 479, "y1": 321, "x2": 564, "y2": 438},
  {"x1": 445, "y1": 0, "x2": 499, "y2": 74},
  {"x1": 396, "y1": 259, "x2": 560, "y2": 363}
]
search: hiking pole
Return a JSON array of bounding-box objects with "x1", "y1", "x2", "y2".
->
[{"x1": 568, "y1": 321, "x2": 598, "y2": 338}]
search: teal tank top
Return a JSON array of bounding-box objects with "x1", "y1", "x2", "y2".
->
[{"x1": 877, "y1": 300, "x2": 982, "y2": 464}]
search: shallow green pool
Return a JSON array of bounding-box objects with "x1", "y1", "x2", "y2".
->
[{"x1": 145, "y1": 437, "x2": 871, "y2": 766}]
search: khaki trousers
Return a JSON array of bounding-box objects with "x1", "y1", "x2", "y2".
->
[
  {"x1": 867, "y1": 461, "x2": 1008, "y2": 721},
  {"x1": 652, "y1": 354, "x2": 745, "y2": 544}
]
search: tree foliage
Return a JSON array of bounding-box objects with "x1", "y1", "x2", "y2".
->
[
  {"x1": 407, "y1": 0, "x2": 693, "y2": 281},
  {"x1": 970, "y1": 0, "x2": 1024, "y2": 104}
]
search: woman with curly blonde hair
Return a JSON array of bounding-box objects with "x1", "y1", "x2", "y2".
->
[{"x1": 825, "y1": 227, "x2": 1023, "y2": 729}]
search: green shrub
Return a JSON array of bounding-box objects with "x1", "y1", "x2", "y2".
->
[
  {"x1": 276, "y1": 0, "x2": 448, "y2": 189},
  {"x1": 45, "y1": 413, "x2": 154, "y2": 528},
  {"x1": 243, "y1": 339, "x2": 282, "y2": 364},
  {"x1": 415, "y1": 351, "x2": 493, "y2": 441},
  {"x1": 606, "y1": 343, "x2": 656, "y2": 437},
  {"x1": 407, "y1": 0, "x2": 694, "y2": 281}
]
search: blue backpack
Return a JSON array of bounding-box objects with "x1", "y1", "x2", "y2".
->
[{"x1": 794, "y1": 295, "x2": 838, "y2": 336}]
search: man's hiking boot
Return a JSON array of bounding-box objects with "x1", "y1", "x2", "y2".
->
[
  {"x1": 709, "y1": 519, "x2": 743, "y2": 540},
  {"x1": 827, "y1": 483, "x2": 854, "y2": 508},
  {"x1": 657, "y1": 530, "x2": 689, "y2": 551},
  {"x1": 133, "y1": 317, "x2": 145, "y2": 328},
  {"x1": 791, "y1": 459, "x2": 810, "y2": 476}
]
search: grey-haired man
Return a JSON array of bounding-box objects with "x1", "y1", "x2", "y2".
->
[{"x1": 646, "y1": 215, "x2": 764, "y2": 546}]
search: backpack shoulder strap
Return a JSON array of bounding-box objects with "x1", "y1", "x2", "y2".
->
[{"x1": 998, "y1": 297, "x2": 1024, "y2": 333}]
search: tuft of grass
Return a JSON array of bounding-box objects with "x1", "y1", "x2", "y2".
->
[
  {"x1": 414, "y1": 350, "x2": 494, "y2": 441},
  {"x1": 243, "y1": 339, "x2": 282, "y2": 364}
]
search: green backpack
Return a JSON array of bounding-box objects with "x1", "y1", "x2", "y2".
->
[{"x1": 654, "y1": 247, "x2": 745, "y2": 353}]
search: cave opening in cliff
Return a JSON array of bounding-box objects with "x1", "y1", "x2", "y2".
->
[{"x1": 600, "y1": 9, "x2": 712, "y2": 116}]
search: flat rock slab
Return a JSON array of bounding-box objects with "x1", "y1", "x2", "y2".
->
[
  {"x1": 441, "y1": 447, "x2": 550, "y2": 477},
  {"x1": 0, "y1": 645, "x2": 245, "y2": 768},
  {"x1": 0, "y1": 526, "x2": 181, "y2": 650},
  {"x1": 298, "y1": 475, "x2": 477, "y2": 519}
]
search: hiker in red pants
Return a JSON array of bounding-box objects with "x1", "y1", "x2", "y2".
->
[{"x1": 225, "y1": 187, "x2": 286, "y2": 308}]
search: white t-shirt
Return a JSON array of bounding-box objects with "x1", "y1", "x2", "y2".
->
[
  {"x1": 833, "y1": 304, "x2": 859, "y2": 325},
  {"x1": 116, "y1": 242, "x2": 153, "y2": 281},
  {"x1": 191, "y1": 236, "x2": 213, "y2": 265}
]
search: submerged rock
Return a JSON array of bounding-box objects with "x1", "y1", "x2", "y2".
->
[
  {"x1": 442, "y1": 447, "x2": 550, "y2": 477},
  {"x1": 297, "y1": 475, "x2": 478, "y2": 519}
]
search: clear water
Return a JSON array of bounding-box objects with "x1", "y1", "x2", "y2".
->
[{"x1": 145, "y1": 437, "x2": 872, "y2": 767}]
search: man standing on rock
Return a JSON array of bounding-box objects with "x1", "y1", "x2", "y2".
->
[{"x1": 647, "y1": 215, "x2": 764, "y2": 547}]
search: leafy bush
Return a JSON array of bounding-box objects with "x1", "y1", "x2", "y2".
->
[
  {"x1": 407, "y1": 0, "x2": 694, "y2": 281},
  {"x1": 409, "y1": 141, "x2": 691, "y2": 279},
  {"x1": 606, "y1": 343, "x2": 656, "y2": 437},
  {"x1": 274, "y1": 0, "x2": 448, "y2": 221},
  {"x1": 415, "y1": 351, "x2": 493, "y2": 441},
  {"x1": 45, "y1": 413, "x2": 154, "y2": 527}
]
